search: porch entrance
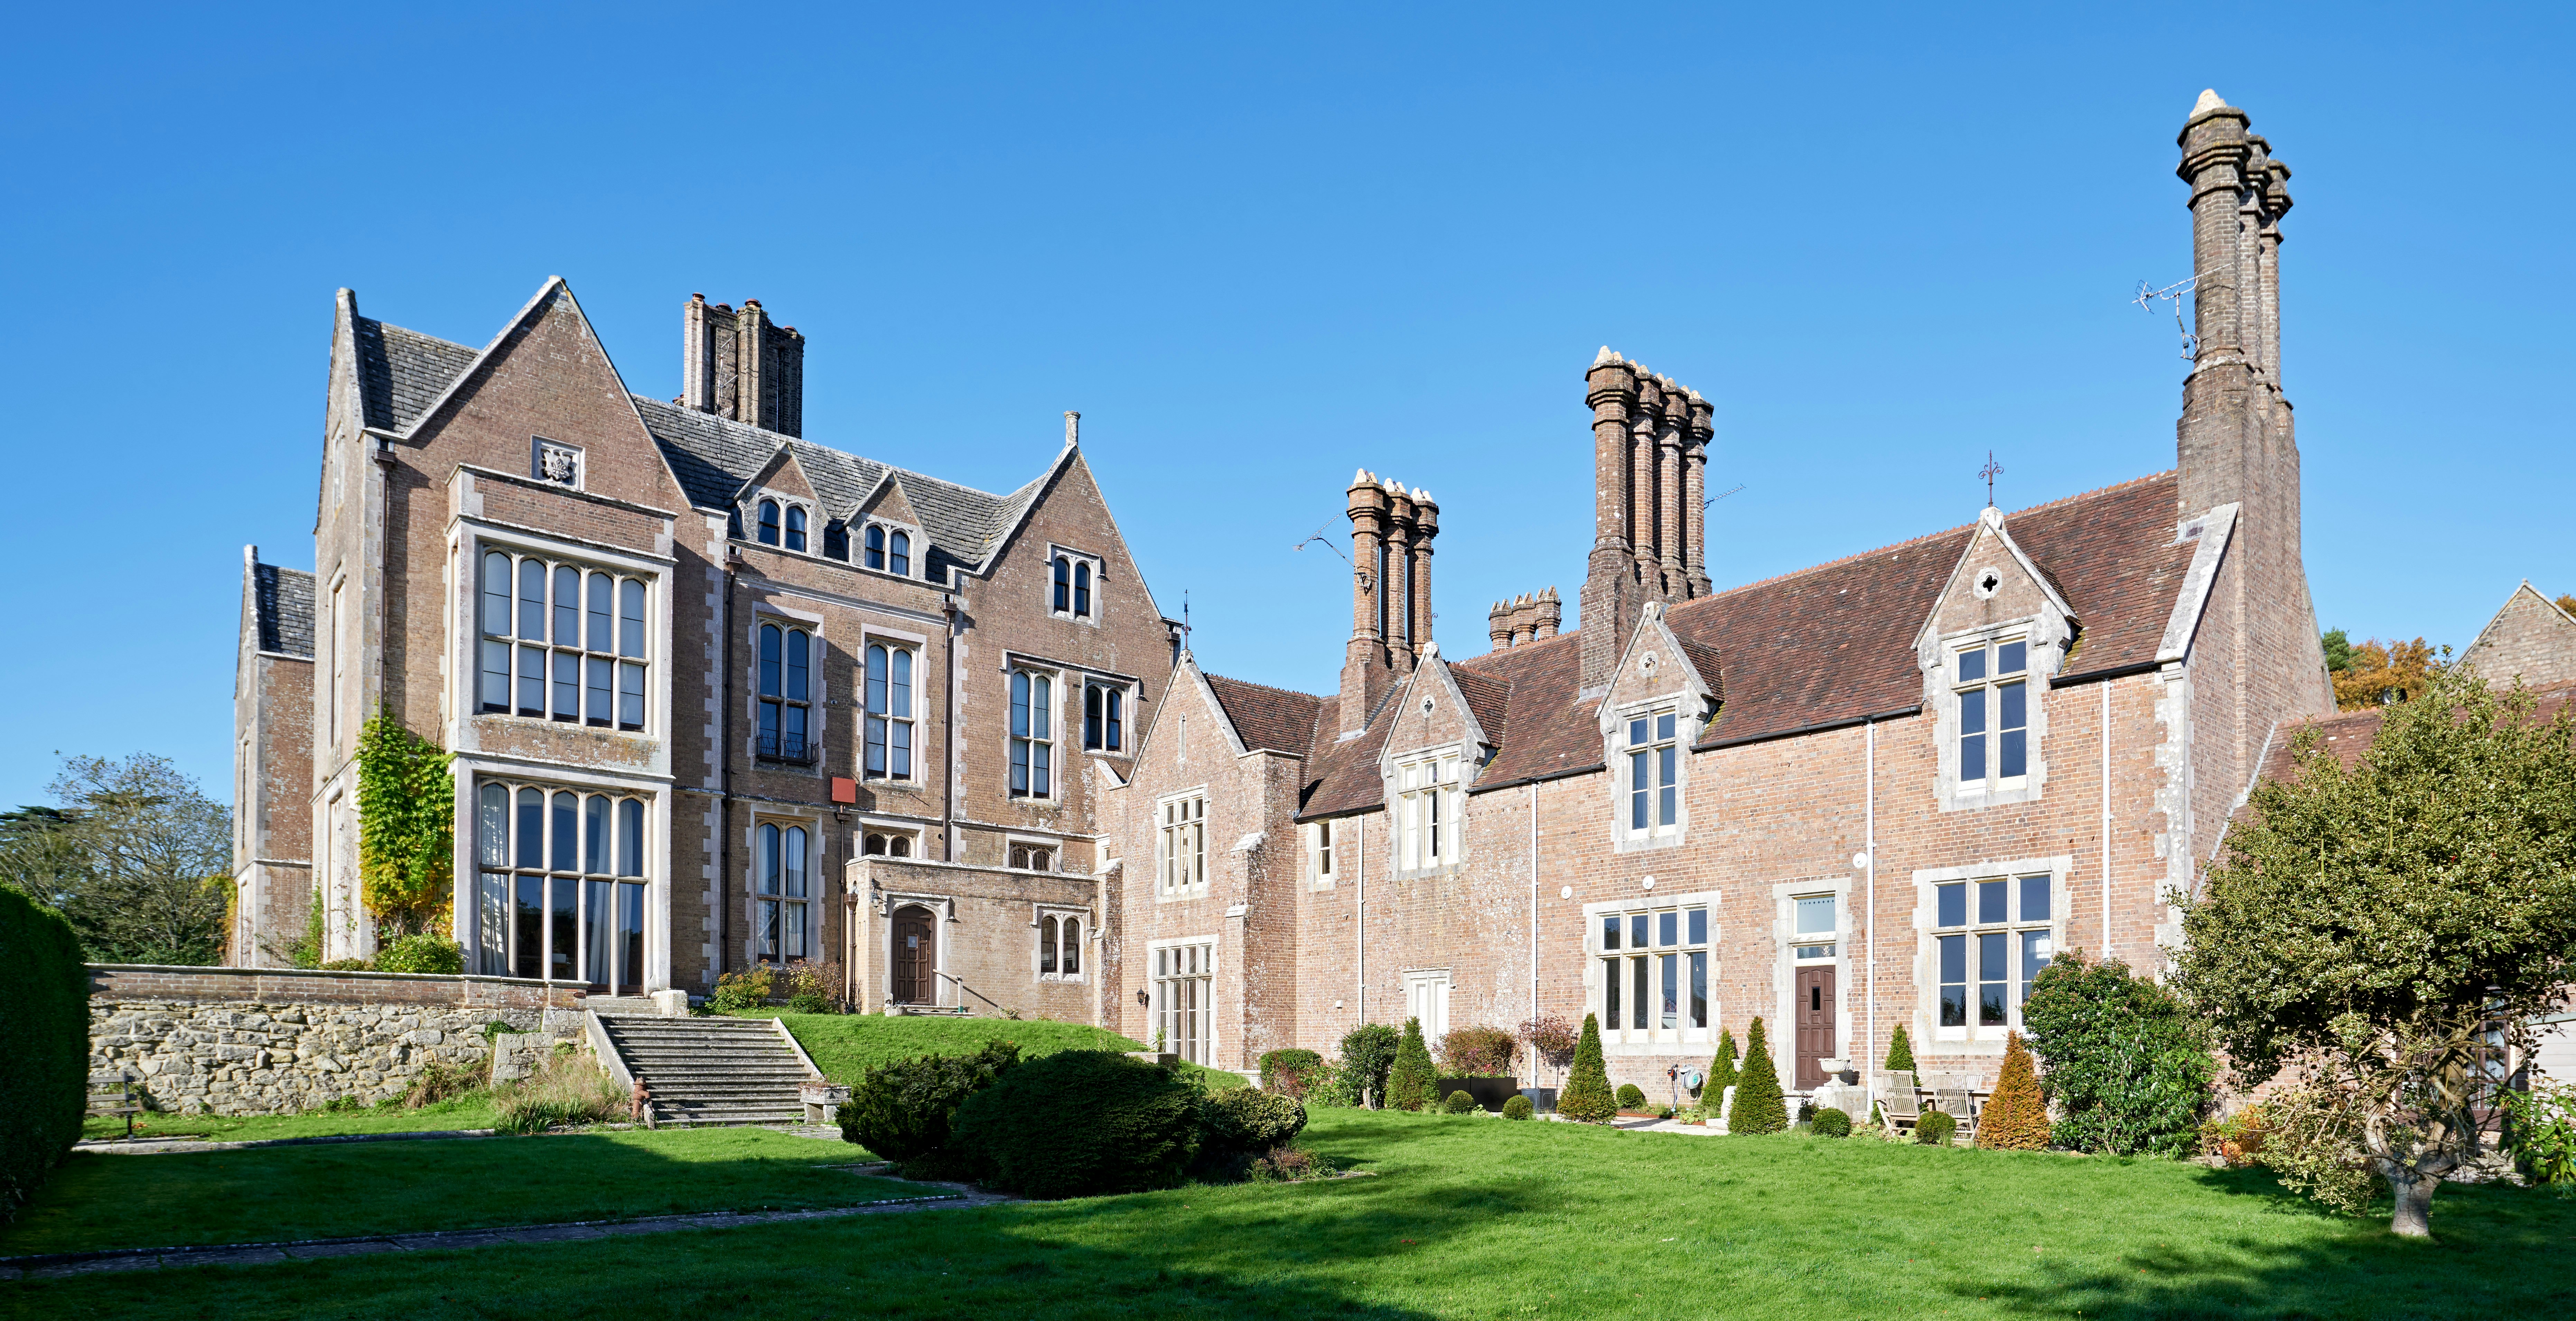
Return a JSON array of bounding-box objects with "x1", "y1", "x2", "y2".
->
[
  {"x1": 1795, "y1": 966, "x2": 1837, "y2": 1090},
  {"x1": 893, "y1": 906, "x2": 936, "y2": 1005}
]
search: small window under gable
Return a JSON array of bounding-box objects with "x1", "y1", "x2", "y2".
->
[
  {"x1": 1049, "y1": 547, "x2": 1103, "y2": 623},
  {"x1": 1919, "y1": 509, "x2": 2072, "y2": 813}
]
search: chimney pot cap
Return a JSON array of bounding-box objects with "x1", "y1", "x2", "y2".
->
[{"x1": 2192, "y1": 88, "x2": 2228, "y2": 115}]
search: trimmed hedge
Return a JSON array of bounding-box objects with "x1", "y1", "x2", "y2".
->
[
  {"x1": 1259, "y1": 1048, "x2": 1325, "y2": 1095},
  {"x1": 1441, "y1": 1089, "x2": 1478, "y2": 1114},
  {"x1": 1338, "y1": 1023, "x2": 1400, "y2": 1108},
  {"x1": 374, "y1": 935, "x2": 464, "y2": 974},
  {"x1": 1558, "y1": 1013, "x2": 1617, "y2": 1123},
  {"x1": 0, "y1": 883, "x2": 87, "y2": 1221},
  {"x1": 1204, "y1": 1086, "x2": 1308, "y2": 1153},
  {"x1": 1615, "y1": 1083, "x2": 1647, "y2": 1110},
  {"x1": 1917, "y1": 1109, "x2": 1958, "y2": 1146},
  {"x1": 1388, "y1": 1017, "x2": 1437, "y2": 1112},
  {"x1": 837, "y1": 1040, "x2": 1019, "y2": 1167},
  {"x1": 1727, "y1": 1017, "x2": 1789, "y2": 1134},
  {"x1": 1502, "y1": 1094, "x2": 1534, "y2": 1120},
  {"x1": 952, "y1": 1051, "x2": 1202, "y2": 1199},
  {"x1": 1811, "y1": 1106, "x2": 1852, "y2": 1137}
]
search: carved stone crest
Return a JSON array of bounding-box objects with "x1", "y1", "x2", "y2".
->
[{"x1": 535, "y1": 439, "x2": 581, "y2": 487}]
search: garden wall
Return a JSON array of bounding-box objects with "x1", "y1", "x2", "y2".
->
[{"x1": 87, "y1": 965, "x2": 591, "y2": 1117}]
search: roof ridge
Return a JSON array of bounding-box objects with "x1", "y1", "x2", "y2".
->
[
  {"x1": 1453, "y1": 627, "x2": 1581, "y2": 670},
  {"x1": 1202, "y1": 672, "x2": 1327, "y2": 705},
  {"x1": 635, "y1": 394, "x2": 1013, "y2": 505}
]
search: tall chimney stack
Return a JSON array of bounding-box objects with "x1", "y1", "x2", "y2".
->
[
  {"x1": 1339, "y1": 470, "x2": 1396, "y2": 734},
  {"x1": 684, "y1": 294, "x2": 806, "y2": 436}
]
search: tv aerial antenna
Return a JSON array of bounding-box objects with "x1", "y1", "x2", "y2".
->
[
  {"x1": 1290, "y1": 525, "x2": 1349, "y2": 564},
  {"x1": 2133, "y1": 276, "x2": 2202, "y2": 360},
  {"x1": 1703, "y1": 483, "x2": 1745, "y2": 509}
]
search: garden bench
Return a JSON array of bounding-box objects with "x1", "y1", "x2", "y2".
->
[
  {"x1": 87, "y1": 1076, "x2": 143, "y2": 1139},
  {"x1": 1878, "y1": 1071, "x2": 1919, "y2": 1137},
  {"x1": 1931, "y1": 1087, "x2": 1978, "y2": 1143}
]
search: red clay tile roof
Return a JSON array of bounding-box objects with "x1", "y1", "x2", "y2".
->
[
  {"x1": 2251, "y1": 681, "x2": 2576, "y2": 787},
  {"x1": 1452, "y1": 667, "x2": 1513, "y2": 745},
  {"x1": 1203, "y1": 673, "x2": 1325, "y2": 757},
  {"x1": 1277, "y1": 469, "x2": 2204, "y2": 815}
]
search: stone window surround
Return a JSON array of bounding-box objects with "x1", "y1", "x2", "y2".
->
[
  {"x1": 1582, "y1": 885, "x2": 1721, "y2": 1057},
  {"x1": 859, "y1": 624, "x2": 929, "y2": 787},
  {"x1": 744, "y1": 489, "x2": 818, "y2": 555},
  {"x1": 1766, "y1": 876, "x2": 1854, "y2": 1092},
  {"x1": 1031, "y1": 902, "x2": 1091, "y2": 983},
  {"x1": 460, "y1": 524, "x2": 669, "y2": 742},
  {"x1": 1307, "y1": 818, "x2": 1341, "y2": 890},
  {"x1": 855, "y1": 515, "x2": 923, "y2": 579},
  {"x1": 747, "y1": 807, "x2": 825, "y2": 964},
  {"x1": 1144, "y1": 933, "x2": 1220, "y2": 1061},
  {"x1": 854, "y1": 814, "x2": 926, "y2": 859},
  {"x1": 1384, "y1": 742, "x2": 1467, "y2": 880},
  {"x1": 444, "y1": 755, "x2": 672, "y2": 994},
  {"x1": 1047, "y1": 543, "x2": 1106, "y2": 625},
  {"x1": 748, "y1": 601, "x2": 827, "y2": 776},
  {"x1": 1080, "y1": 676, "x2": 1135, "y2": 757},
  {"x1": 1907, "y1": 854, "x2": 2074, "y2": 1060},
  {"x1": 1609, "y1": 699, "x2": 1690, "y2": 854},
  {"x1": 1154, "y1": 784, "x2": 1211, "y2": 902},
  {"x1": 1922, "y1": 611, "x2": 2069, "y2": 813},
  {"x1": 1007, "y1": 662, "x2": 1065, "y2": 803},
  {"x1": 1004, "y1": 831, "x2": 1064, "y2": 873}
]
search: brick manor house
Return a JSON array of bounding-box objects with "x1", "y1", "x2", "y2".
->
[{"x1": 236, "y1": 92, "x2": 2376, "y2": 1098}]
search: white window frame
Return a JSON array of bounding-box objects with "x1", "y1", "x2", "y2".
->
[
  {"x1": 1930, "y1": 622, "x2": 2056, "y2": 812},
  {"x1": 476, "y1": 543, "x2": 654, "y2": 735},
  {"x1": 1008, "y1": 667, "x2": 1059, "y2": 800},
  {"x1": 1912, "y1": 857, "x2": 2071, "y2": 1052},
  {"x1": 862, "y1": 639, "x2": 919, "y2": 782},
  {"x1": 1049, "y1": 546, "x2": 1104, "y2": 623},
  {"x1": 1584, "y1": 891, "x2": 1717, "y2": 1051},
  {"x1": 1155, "y1": 790, "x2": 1208, "y2": 899},
  {"x1": 1147, "y1": 936, "x2": 1217, "y2": 1063},
  {"x1": 1392, "y1": 746, "x2": 1464, "y2": 876},
  {"x1": 471, "y1": 778, "x2": 653, "y2": 988},
  {"x1": 1403, "y1": 968, "x2": 1453, "y2": 1042},
  {"x1": 1308, "y1": 818, "x2": 1338, "y2": 889},
  {"x1": 1615, "y1": 703, "x2": 1685, "y2": 848},
  {"x1": 1035, "y1": 905, "x2": 1088, "y2": 982}
]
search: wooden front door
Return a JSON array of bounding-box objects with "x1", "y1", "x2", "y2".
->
[
  {"x1": 893, "y1": 908, "x2": 934, "y2": 1005},
  {"x1": 1795, "y1": 966, "x2": 1837, "y2": 1090}
]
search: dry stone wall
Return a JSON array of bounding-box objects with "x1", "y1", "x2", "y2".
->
[{"x1": 87, "y1": 965, "x2": 587, "y2": 1117}]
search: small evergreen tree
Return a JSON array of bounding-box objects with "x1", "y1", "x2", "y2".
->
[
  {"x1": 1884, "y1": 1025, "x2": 1917, "y2": 1074},
  {"x1": 1706, "y1": 1027, "x2": 1739, "y2": 1102},
  {"x1": 1557, "y1": 1013, "x2": 1617, "y2": 1123},
  {"x1": 1727, "y1": 1017, "x2": 1789, "y2": 1134},
  {"x1": 1337, "y1": 1022, "x2": 1401, "y2": 1108},
  {"x1": 1976, "y1": 1031, "x2": 2052, "y2": 1150},
  {"x1": 1387, "y1": 1016, "x2": 1437, "y2": 1112}
]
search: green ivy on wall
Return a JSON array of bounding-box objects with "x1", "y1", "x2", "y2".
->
[{"x1": 356, "y1": 712, "x2": 454, "y2": 938}]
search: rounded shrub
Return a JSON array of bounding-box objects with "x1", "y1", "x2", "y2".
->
[
  {"x1": 1259, "y1": 1048, "x2": 1325, "y2": 1095},
  {"x1": 1502, "y1": 1094, "x2": 1534, "y2": 1120},
  {"x1": 951, "y1": 1050, "x2": 1204, "y2": 1199},
  {"x1": 1916, "y1": 1109, "x2": 1958, "y2": 1146},
  {"x1": 1338, "y1": 1023, "x2": 1400, "y2": 1108},
  {"x1": 838, "y1": 1040, "x2": 1019, "y2": 1163},
  {"x1": 1203, "y1": 1087, "x2": 1308, "y2": 1153},
  {"x1": 1615, "y1": 1083, "x2": 1647, "y2": 1110},
  {"x1": 1811, "y1": 1106, "x2": 1852, "y2": 1137},
  {"x1": 374, "y1": 935, "x2": 464, "y2": 974},
  {"x1": 1441, "y1": 1090, "x2": 1478, "y2": 1114}
]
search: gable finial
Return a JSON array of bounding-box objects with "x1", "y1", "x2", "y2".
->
[
  {"x1": 1980, "y1": 450, "x2": 2005, "y2": 509},
  {"x1": 1064, "y1": 411, "x2": 1080, "y2": 447}
]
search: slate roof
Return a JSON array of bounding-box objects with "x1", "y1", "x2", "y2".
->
[
  {"x1": 350, "y1": 318, "x2": 1053, "y2": 579},
  {"x1": 252, "y1": 560, "x2": 316, "y2": 658},
  {"x1": 1203, "y1": 673, "x2": 1325, "y2": 758},
  {"x1": 1290, "y1": 470, "x2": 2201, "y2": 819}
]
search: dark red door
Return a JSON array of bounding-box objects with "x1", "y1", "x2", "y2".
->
[
  {"x1": 1795, "y1": 967, "x2": 1836, "y2": 1090},
  {"x1": 894, "y1": 909, "x2": 934, "y2": 1004}
]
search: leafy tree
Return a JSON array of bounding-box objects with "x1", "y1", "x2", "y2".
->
[
  {"x1": 1516, "y1": 1014, "x2": 1577, "y2": 1087},
  {"x1": 2329, "y1": 636, "x2": 2444, "y2": 711},
  {"x1": 1387, "y1": 1016, "x2": 1437, "y2": 1111},
  {"x1": 1883, "y1": 1025, "x2": 1917, "y2": 1074},
  {"x1": 1727, "y1": 1017, "x2": 1788, "y2": 1134},
  {"x1": 2320, "y1": 627, "x2": 2355, "y2": 677},
  {"x1": 2174, "y1": 667, "x2": 2576, "y2": 1237},
  {"x1": 1706, "y1": 1027, "x2": 1738, "y2": 1102},
  {"x1": 1557, "y1": 1013, "x2": 1617, "y2": 1123},
  {"x1": 1974, "y1": 1031, "x2": 2052, "y2": 1150},
  {"x1": 2022, "y1": 951, "x2": 2212, "y2": 1156},
  {"x1": 2560, "y1": 593, "x2": 2576, "y2": 620},
  {"x1": 1337, "y1": 1022, "x2": 1400, "y2": 1108},
  {"x1": 0, "y1": 755, "x2": 229, "y2": 965}
]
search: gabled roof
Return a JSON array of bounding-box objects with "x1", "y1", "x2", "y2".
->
[
  {"x1": 1203, "y1": 673, "x2": 1325, "y2": 758},
  {"x1": 336, "y1": 313, "x2": 1059, "y2": 583},
  {"x1": 251, "y1": 558, "x2": 315, "y2": 659}
]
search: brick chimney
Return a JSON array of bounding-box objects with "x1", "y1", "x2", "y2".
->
[
  {"x1": 1339, "y1": 470, "x2": 1396, "y2": 735},
  {"x1": 1580, "y1": 349, "x2": 1711, "y2": 687},
  {"x1": 684, "y1": 294, "x2": 806, "y2": 436}
]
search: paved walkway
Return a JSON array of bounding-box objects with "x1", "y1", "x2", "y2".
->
[{"x1": 1, "y1": 1179, "x2": 1013, "y2": 1281}]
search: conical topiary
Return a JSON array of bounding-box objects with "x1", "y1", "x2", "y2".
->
[
  {"x1": 1387, "y1": 1016, "x2": 1437, "y2": 1112},
  {"x1": 1975, "y1": 1031, "x2": 2052, "y2": 1150},
  {"x1": 1727, "y1": 1017, "x2": 1789, "y2": 1134},
  {"x1": 1706, "y1": 1027, "x2": 1739, "y2": 1103},
  {"x1": 1884, "y1": 1025, "x2": 1917, "y2": 1074},
  {"x1": 1557, "y1": 1012, "x2": 1617, "y2": 1123}
]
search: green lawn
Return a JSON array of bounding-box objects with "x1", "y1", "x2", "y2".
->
[
  {"x1": 80, "y1": 1092, "x2": 505, "y2": 1145},
  {"x1": 13, "y1": 1109, "x2": 2572, "y2": 1319},
  {"x1": 737, "y1": 1011, "x2": 1248, "y2": 1090},
  {"x1": 3, "y1": 1127, "x2": 912, "y2": 1257}
]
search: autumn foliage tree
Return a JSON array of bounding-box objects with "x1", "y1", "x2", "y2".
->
[
  {"x1": 2173, "y1": 666, "x2": 2576, "y2": 1237},
  {"x1": 2321, "y1": 630, "x2": 2444, "y2": 711},
  {"x1": 1974, "y1": 1032, "x2": 2052, "y2": 1151}
]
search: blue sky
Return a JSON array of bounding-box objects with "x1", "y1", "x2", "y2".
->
[{"x1": 2, "y1": 3, "x2": 2566, "y2": 810}]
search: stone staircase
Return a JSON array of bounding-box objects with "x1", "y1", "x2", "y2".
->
[{"x1": 597, "y1": 1015, "x2": 815, "y2": 1127}]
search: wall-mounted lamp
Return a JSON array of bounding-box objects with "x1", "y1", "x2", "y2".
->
[{"x1": 1136, "y1": 989, "x2": 1149, "y2": 1006}]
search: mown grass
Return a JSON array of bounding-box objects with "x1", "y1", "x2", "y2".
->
[
  {"x1": 79, "y1": 1092, "x2": 504, "y2": 1144},
  {"x1": 2, "y1": 1127, "x2": 910, "y2": 1256},
  {"x1": 733, "y1": 1011, "x2": 1248, "y2": 1090},
  {"x1": 15, "y1": 1108, "x2": 2573, "y2": 1319}
]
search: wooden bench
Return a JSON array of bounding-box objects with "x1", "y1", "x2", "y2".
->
[
  {"x1": 87, "y1": 1077, "x2": 143, "y2": 1139},
  {"x1": 1931, "y1": 1087, "x2": 1978, "y2": 1144},
  {"x1": 1879, "y1": 1071, "x2": 1919, "y2": 1137}
]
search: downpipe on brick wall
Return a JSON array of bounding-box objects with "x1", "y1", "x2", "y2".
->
[
  {"x1": 718, "y1": 552, "x2": 739, "y2": 977},
  {"x1": 942, "y1": 590, "x2": 960, "y2": 861}
]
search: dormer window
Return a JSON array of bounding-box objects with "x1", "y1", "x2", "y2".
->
[
  {"x1": 1394, "y1": 749, "x2": 1463, "y2": 874},
  {"x1": 1625, "y1": 710, "x2": 1680, "y2": 836},
  {"x1": 889, "y1": 530, "x2": 911, "y2": 576},
  {"x1": 1050, "y1": 550, "x2": 1100, "y2": 621},
  {"x1": 1955, "y1": 636, "x2": 2029, "y2": 790},
  {"x1": 785, "y1": 506, "x2": 807, "y2": 552},
  {"x1": 757, "y1": 500, "x2": 781, "y2": 546},
  {"x1": 861, "y1": 524, "x2": 913, "y2": 577}
]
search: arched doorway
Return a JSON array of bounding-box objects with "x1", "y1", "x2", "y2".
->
[{"x1": 893, "y1": 905, "x2": 936, "y2": 1005}]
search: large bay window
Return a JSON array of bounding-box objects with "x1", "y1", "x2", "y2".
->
[
  {"x1": 1932, "y1": 872, "x2": 2054, "y2": 1040},
  {"x1": 864, "y1": 644, "x2": 916, "y2": 779},
  {"x1": 1394, "y1": 750, "x2": 1462, "y2": 873},
  {"x1": 1152, "y1": 941, "x2": 1214, "y2": 1062},
  {"x1": 474, "y1": 781, "x2": 647, "y2": 990},
  {"x1": 1599, "y1": 902, "x2": 1711, "y2": 1040},
  {"x1": 479, "y1": 550, "x2": 647, "y2": 731},
  {"x1": 756, "y1": 821, "x2": 812, "y2": 961},
  {"x1": 1157, "y1": 794, "x2": 1206, "y2": 898}
]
